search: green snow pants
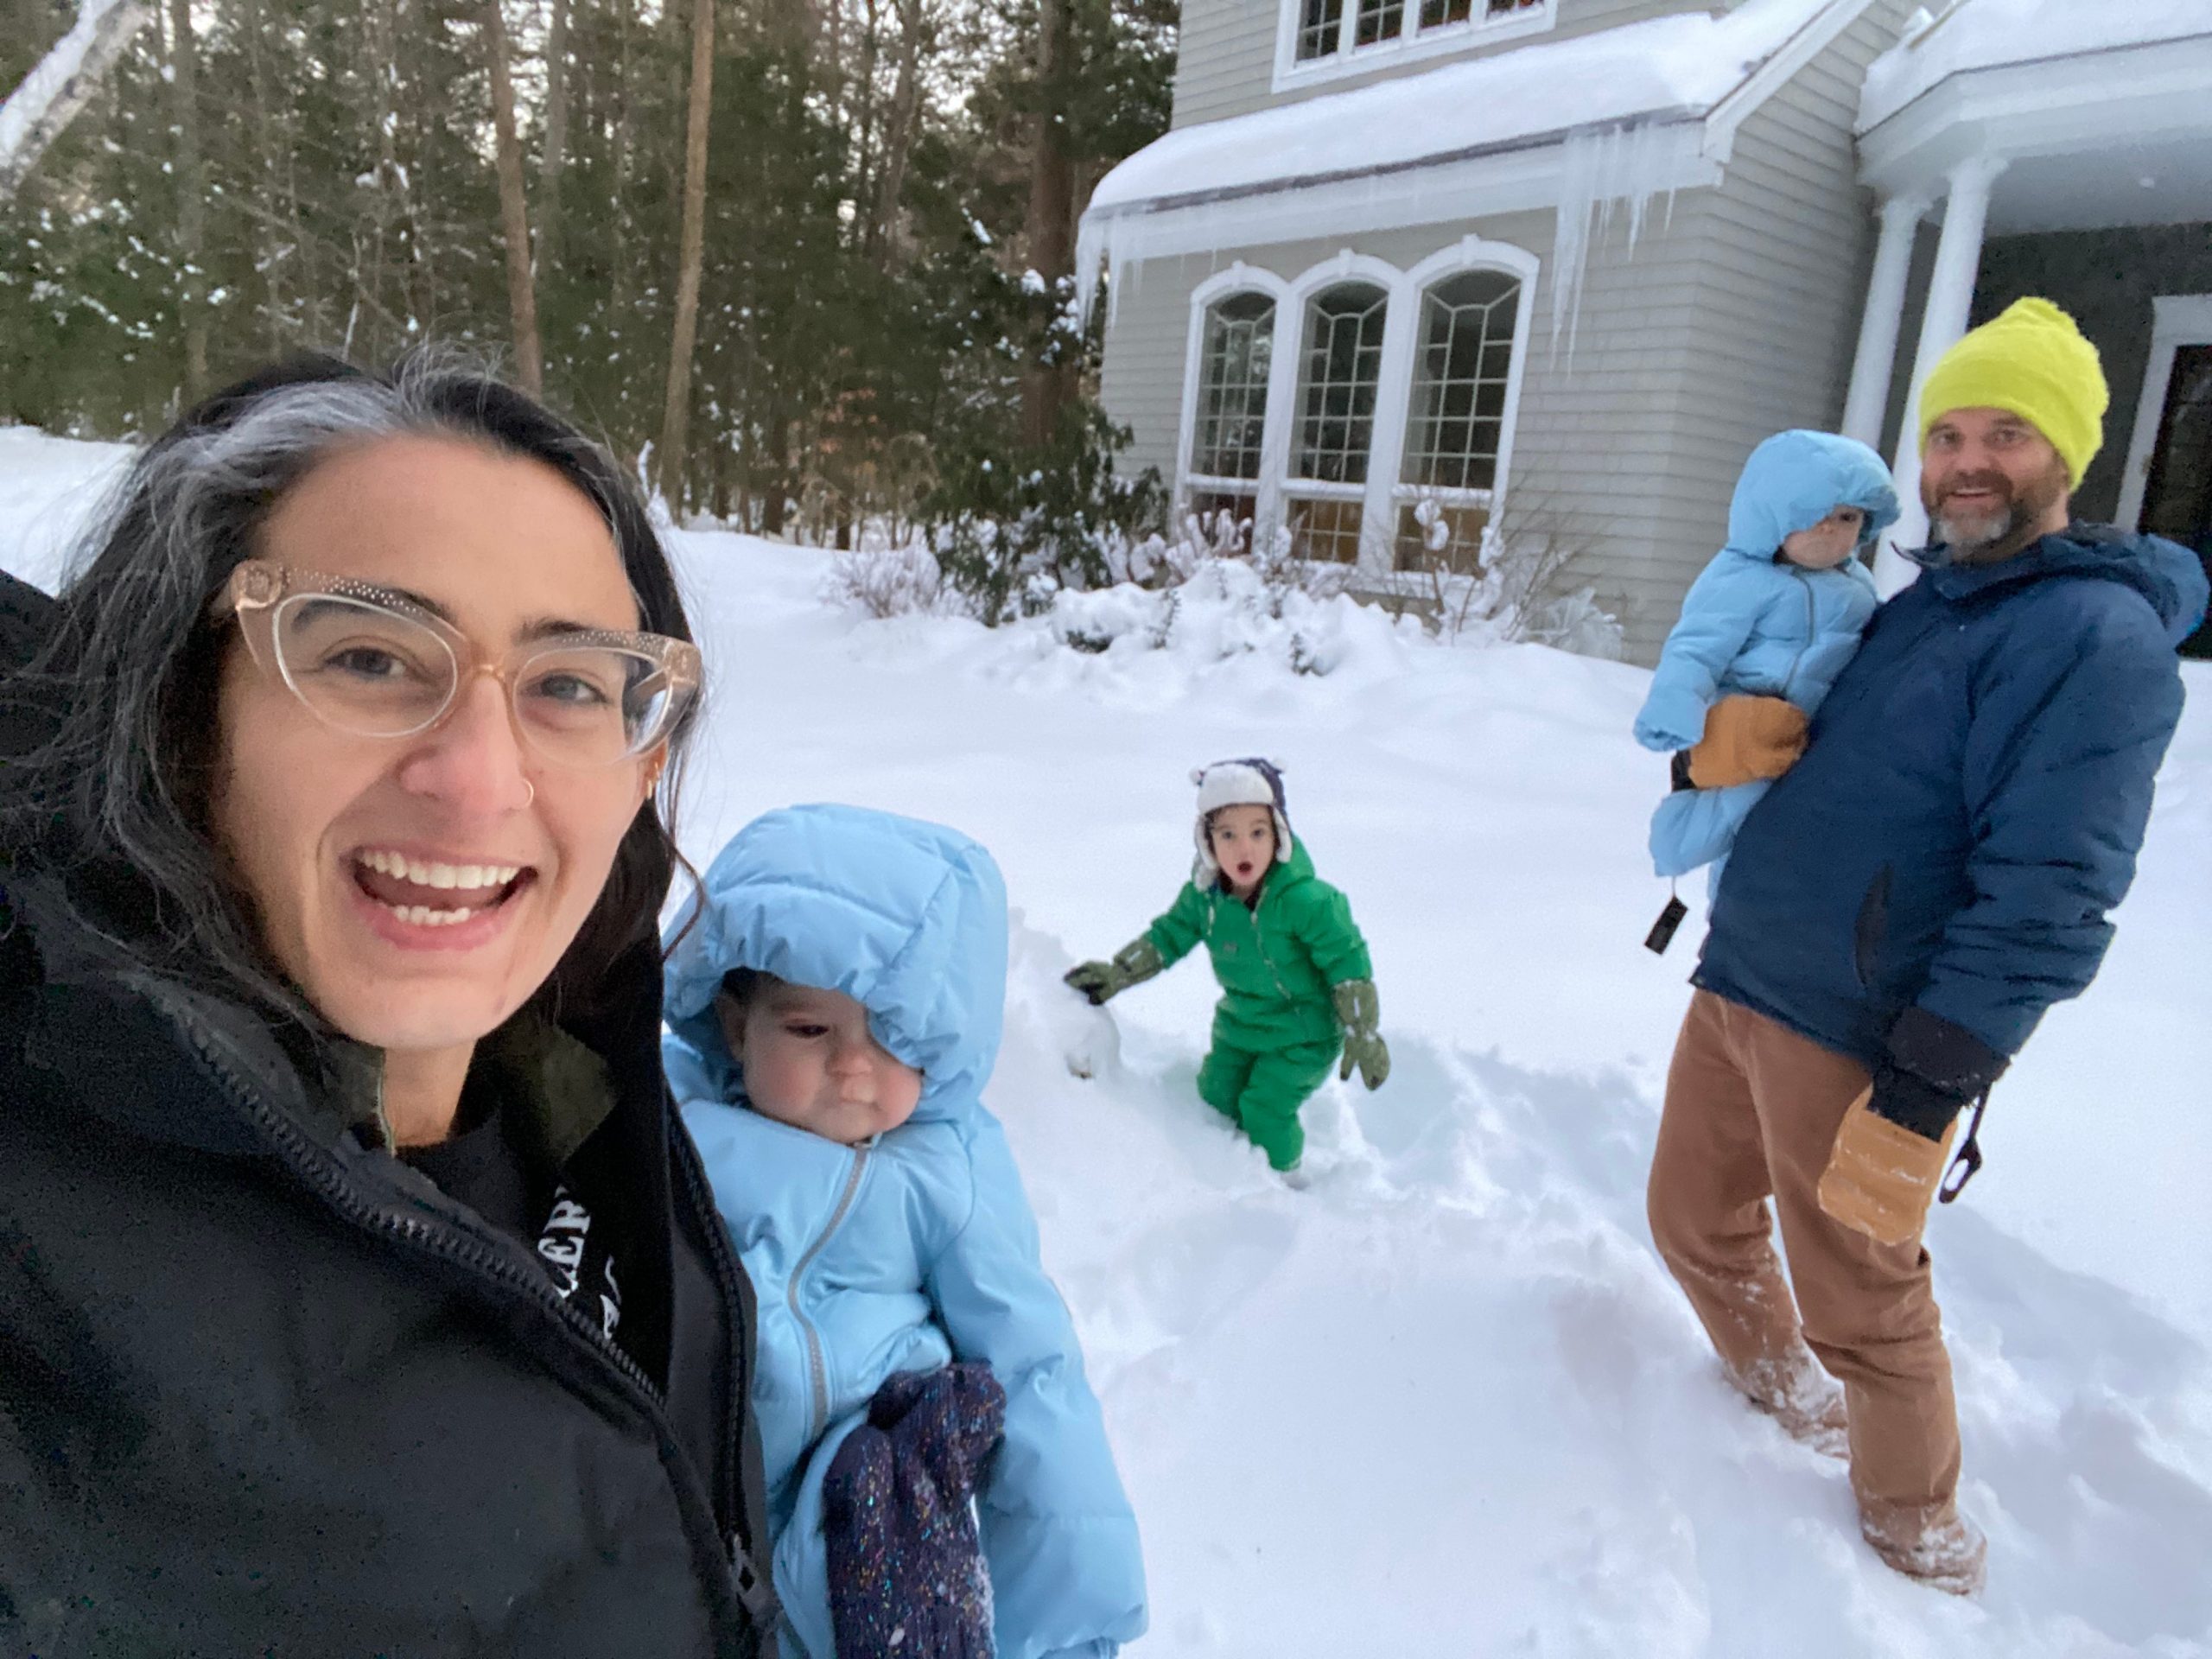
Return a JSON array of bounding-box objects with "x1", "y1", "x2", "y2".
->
[{"x1": 1197, "y1": 1038, "x2": 1340, "y2": 1172}]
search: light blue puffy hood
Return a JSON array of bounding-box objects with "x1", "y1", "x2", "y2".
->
[
  {"x1": 1722, "y1": 429, "x2": 1899, "y2": 562},
  {"x1": 663, "y1": 805, "x2": 1147, "y2": 1659},
  {"x1": 663, "y1": 804, "x2": 1008, "y2": 1126}
]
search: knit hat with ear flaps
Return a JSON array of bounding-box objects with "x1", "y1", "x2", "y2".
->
[
  {"x1": 1917, "y1": 297, "x2": 2110, "y2": 486},
  {"x1": 1192, "y1": 757, "x2": 1294, "y2": 884}
]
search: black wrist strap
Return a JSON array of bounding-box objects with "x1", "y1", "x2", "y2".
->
[{"x1": 1938, "y1": 1090, "x2": 1992, "y2": 1204}]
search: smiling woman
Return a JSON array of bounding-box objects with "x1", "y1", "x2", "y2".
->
[{"x1": 0, "y1": 354, "x2": 772, "y2": 1657}]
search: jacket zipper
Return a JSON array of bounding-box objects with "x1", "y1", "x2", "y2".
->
[
  {"x1": 789, "y1": 1145, "x2": 871, "y2": 1440},
  {"x1": 668, "y1": 1117, "x2": 761, "y2": 1584},
  {"x1": 1778, "y1": 569, "x2": 1818, "y2": 703},
  {"x1": 166, "y1": 1013, "x2": 753, "y2": 1633},
  {"x1": 1247, "y1": 901, "x2": 1297, "y2": 1003}
]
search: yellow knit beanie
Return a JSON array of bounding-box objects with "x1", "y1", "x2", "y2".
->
[{"x1": 1918, "y1": 298, "x2": 2108, "y2": 485}]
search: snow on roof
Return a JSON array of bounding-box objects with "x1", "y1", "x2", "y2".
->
[
  {"x1": 1089, "y1": 0, "x2": 1831, "y2": 215},
  {"x1": 1859, "y1": 0, "x2": 2212, "y2": 134}
]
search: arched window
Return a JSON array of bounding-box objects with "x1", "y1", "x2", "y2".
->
[
  {"x1": 1287, "y1": 280, "x2": 1389, "y2": 563},
  {"x1": 1394, "y1": 267, "x2": 1521, "y2": 570},
  {"x1": 1185, "y1": 291, "x2": 1276, "y2": 532}
]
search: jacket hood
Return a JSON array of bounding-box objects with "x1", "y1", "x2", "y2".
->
[
  {"x1": 1724, "y1": 430, "x2": 1899, "y2": 563},
  {"x1": 1929, "y1": 525, "x2": 2211, "y2": 647},
  {"x1": 662, "y1": 804, "x2": 1008, "y2": 1126}
]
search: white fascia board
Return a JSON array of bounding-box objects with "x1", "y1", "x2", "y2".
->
[
  {"x1": 1702, "y1": 0, "x2": 1878, "y2": 164},
  {"x1": 1082, "y1": 118, "x2": 1714, "y2": 274},
  {"x1": 1859, "y1": 32, "x2": 2212, "y2": 196}
]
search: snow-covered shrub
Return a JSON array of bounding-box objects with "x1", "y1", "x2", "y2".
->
[
  {"x1": 922, "y1": 404, "x2": 1168, "y2": 625},
  {"x1": 823, "y1": 527, "x2": 950, "y2": 620},
  {"x1": 1390, "y1": 496, "x2": 1624, "y2": 658},
  {"x1": 1042, "y1": 552, "x2": 1414, "y2": 677}
]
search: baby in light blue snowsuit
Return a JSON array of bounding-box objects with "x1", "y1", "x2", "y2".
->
[
  {"x1": 1634, "y1": 429, "x2": 1898, "y2": 894},
  {"x1": 663, "y1": 804, "x2": 1147, "y2": 1659}
]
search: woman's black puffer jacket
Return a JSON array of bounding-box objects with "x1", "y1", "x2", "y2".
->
[{"x1": 0, "y1": 572, "x2": 776, "y2": 1658}]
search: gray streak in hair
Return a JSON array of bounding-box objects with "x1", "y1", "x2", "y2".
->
[{"x1": 2, "y1": 349, "x2": 697, "y2": 1046}]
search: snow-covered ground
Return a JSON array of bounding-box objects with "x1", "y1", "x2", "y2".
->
[{"x1": 6, "y1": 427, "x2": 2210, "y2": 1655}]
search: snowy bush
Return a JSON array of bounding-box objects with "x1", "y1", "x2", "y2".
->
[
  {"x1": 1044, "y1": 552, "x2": 1414, "y2": 677},
  {"x1": 1389, "y1": 497, "x2": 1624, "y2": 659},
  {"x1": 922, "y1": 404, "x2": 1168, "y2": 625},
  {"x1": 822, "y1": 527, "x2": 949, "y2": 620}
]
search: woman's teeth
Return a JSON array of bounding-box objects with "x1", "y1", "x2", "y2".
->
[
  {"x1": 359, "y1": 849, "x2": 521, "y2": 891},
  {"x1": 390, "y1": 904, "x2": 476, "y2": 927}
]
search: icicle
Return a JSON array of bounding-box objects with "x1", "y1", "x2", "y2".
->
[{"x1": 1549, "y1": 121, "x2": 1685, "y2": 365}]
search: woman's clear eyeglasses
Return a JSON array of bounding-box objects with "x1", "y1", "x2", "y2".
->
[{"x1": 210, "y1": 559, "x2": 702, "y2": 770}]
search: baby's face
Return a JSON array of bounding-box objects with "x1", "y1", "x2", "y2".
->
[
  {"x1": 1780, "y1": 505, "x2": 1867, "y2": 570},
  {"x1": 717, "y1": 983, "x2": 922, "y2": 1146},
  {"x1": 1209, "y1": 804, "x2": 1276, "y2": 897}
]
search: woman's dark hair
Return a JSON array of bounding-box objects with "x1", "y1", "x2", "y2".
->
[{"x1": 0, "y1": 349, "x2": 700, "y2": 1039}]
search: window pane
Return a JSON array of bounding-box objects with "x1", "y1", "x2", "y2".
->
[
  {"x1": 1356, "y1": 0, "x2": 1404, "y2": 46},
  {"x1": 1287, "y1": 495, "x2": 1365, "y2": 564},
  {"x1": 1420, "y1": 0, "x2": 1472, "y2": 25},
  {"x1": 1190, "y1": 292, "x2": 1275, "y2": 482},
  {"x1": 1401, "y1": 270, "x2": 1521, "y2": 492},
  {"x1": 1294, "y1": 282, "x2": 1389, "y2": 486},
  {"x1": 1297, "y1": 0, "x2": 1344, "y2": 59}
]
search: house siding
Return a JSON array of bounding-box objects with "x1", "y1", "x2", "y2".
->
[
  {"x1": 1173, "y1": 0, "x2": 1711, "y2": 131},
  {"x1": 1592, "y1": 0, "x2": 1915, "y2": 659},
  {"x1": 1096, "y1": 196, "x2": 1767, "y2": 664},
  {"x1": 1114, "y1": 2, "x2": 1914, "y2": 666}
]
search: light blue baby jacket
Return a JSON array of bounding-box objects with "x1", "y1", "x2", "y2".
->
[
  {"x1": 1633, "y1": 430, "x2": 1894, "y2": 883},
  {"x1": 664, "y1": 804, "x2": 1147, "y2": 1659}
]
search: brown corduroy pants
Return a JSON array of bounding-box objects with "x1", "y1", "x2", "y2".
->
[{"x1": 1648, "y1": 989, "x2": 1962, "y2": 1548}]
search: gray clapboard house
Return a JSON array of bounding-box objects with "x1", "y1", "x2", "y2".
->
[{"x1": 1080, "y1": 0, "x2": 2212, "y2": 663}]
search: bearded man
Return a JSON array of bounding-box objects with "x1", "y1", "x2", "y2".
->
[{"x1": 1645, "y1": 299, "x2": 2207, "y2": 1593}]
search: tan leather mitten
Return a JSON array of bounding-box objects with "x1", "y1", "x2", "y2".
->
[
  {"x1": 1816, "y1": 1087, "x2": 1961, "y2": 1246},
  {"x1": 1684, "y1": 696, "x2": 1809, "y2": 789}
]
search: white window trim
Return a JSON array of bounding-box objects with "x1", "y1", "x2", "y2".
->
[
  {"x1": 1175, "y1": 237, "x2": 1541, "y2": 574},
  {"x1": 1272, "y1": 0, "x2": 1557, "y2": 95},
  {"x1": 1176, "y1": 264, "x2": 1294, "y2": 529},
  {"x1": 2116, "y1": 294, "x2": 2212, "y2": 531}
]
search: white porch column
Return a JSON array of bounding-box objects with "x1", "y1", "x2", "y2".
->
[
  {"x1": 1880, "y1": 156, "x2": 2007, "y2": 590},
  {"x1": 1840, "y1": 193, "x2": 1930, "y2": 448}
]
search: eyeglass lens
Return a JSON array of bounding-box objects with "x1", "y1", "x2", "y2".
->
[{"x1": 272, "y1": 594, "x2": 674, "y2": 766}]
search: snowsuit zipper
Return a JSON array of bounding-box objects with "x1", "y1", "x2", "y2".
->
[
  {"x1": 788, "y1": 1145, "x2": 872, "y2": 1440},
  {"x1": 162, "y1": 1002, "x2": 762, "y2": 1647},
  {"x1": 1778, "y1": 569, "x2": 1818, "y2": 703}
]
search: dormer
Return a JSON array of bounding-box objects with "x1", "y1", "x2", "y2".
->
[
  {"x1": 1177, "y1": 0, "x2": 1734, "y2": 129},
  {"x1": 1279, "y1": 0, "x2": 1555, "y2": 92}
]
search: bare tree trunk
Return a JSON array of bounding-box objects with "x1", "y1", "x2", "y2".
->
[
  {"x1": 656, "y1": 0, "x2": 715, "y2": 508},
  {"x1": 866, "y1": 0, "x2": 919, "y2": 270},
  {"x1": 163, "y1": 0, "x2": 208, "y2": 401},
  {"x1": 537, "y1": 0, "x2": 570, "y2": 258},
  {"x1": 850, "y1": 0, "x2": 880, "y2": 238},
  {"x1": 0, "y1": 0, "x2": 159, "y2": 202},
  {"x1": 1019, "y1": 0, "x2": 1074, "y2": 448},
  {"x1": 235, "y1": 0, "x2": 287, "y2": 355},
  {"x1": 482, "y1": 0, "x2": 543, "y2": 393},
  {"x1": 823, "y1": 0, "x2": 844, "y2": 133}
]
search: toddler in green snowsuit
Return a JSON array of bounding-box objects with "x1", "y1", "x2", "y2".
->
[{"x1": 1065, "y1": 758, "x2": 1388, "y2": 1180}]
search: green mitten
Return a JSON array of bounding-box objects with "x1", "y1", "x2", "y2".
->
[
  {"x1": 1332, "y1": 979, "x2": 1389, "y2": 1090},
  {"x1": 1063, "y1": 938, "x2": 1165, "y2": 1007}
]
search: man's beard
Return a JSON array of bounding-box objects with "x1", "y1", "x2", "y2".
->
[{"x1": 1924, "y1": 461, "x2": 2068, "y2": 565}]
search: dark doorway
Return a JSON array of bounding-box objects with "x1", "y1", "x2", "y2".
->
[{"x1": 2141, "y1": 343, "x2": 2212, "y2": 659}]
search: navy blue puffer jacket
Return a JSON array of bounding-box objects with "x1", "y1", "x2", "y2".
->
[{"x1": 1695, "y1": 525, "x2": 2207, "y2": 1065}]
